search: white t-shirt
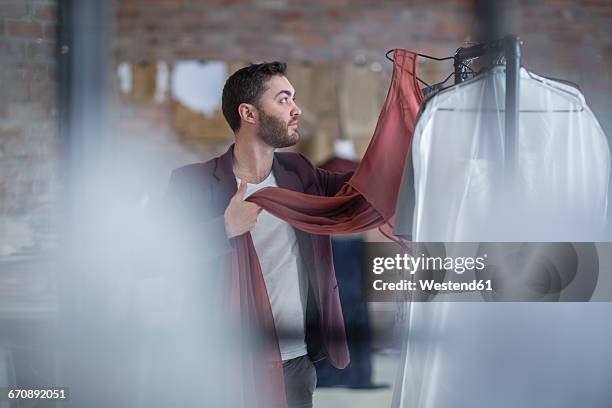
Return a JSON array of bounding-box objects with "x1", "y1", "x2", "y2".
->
[{"x1": 238, "y1": 172, "x2": 308, "y2": 361}]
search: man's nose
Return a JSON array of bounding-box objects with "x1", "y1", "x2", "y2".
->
[{"x1": 291, "y1": 102, "x2": 302, "y2": 117}]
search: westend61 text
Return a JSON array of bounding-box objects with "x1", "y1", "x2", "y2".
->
[{"x1": 372, "y1": 279, "x2": 493, "y2": 292}]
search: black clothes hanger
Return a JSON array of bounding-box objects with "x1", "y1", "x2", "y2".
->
[
  {"x1": 385, "y1": 49, "x2": 450, "y2": 88},
  {"x1": 385, "y1": 49, "x2": 476, "y2": 90},
  {"x1": 389, "y1": 39, "x2": 584, "y2": 115}
]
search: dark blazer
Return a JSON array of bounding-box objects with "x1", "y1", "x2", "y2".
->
[{"x1": 165, "y1": 144, "x2": 352, "y2": 369}]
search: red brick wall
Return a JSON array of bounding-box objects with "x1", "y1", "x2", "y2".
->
[
  {"x1": 0, "y1": 0, "x2": 58, "y2": 256},
  {"x1": 114, "y1": 0, "x2": 476, "y2": 62}
]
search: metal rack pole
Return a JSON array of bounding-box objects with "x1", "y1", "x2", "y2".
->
[
  {"x1": 504, "y1": 35, "x2": 521, "y2": 176},
  {"x1": 454, "y1": 36, "x2": 521, "y2": 179}
]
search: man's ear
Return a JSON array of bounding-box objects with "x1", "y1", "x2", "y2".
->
[{"x1": 238, "y1": 103, "x2": 257, "y2": 126}]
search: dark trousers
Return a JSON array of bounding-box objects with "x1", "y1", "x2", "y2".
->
[{"x1": 282, "y1": 355, "x2": 317, "y2": 408}]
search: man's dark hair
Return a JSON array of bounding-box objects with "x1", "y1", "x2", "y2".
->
[{"x1": 222, "y1": 61, "x2": 287, "y2": 133}]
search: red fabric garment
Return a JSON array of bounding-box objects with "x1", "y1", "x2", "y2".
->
[
  {"x1": 230, "y1": 49, "x2": 423, "y2": 407},
  {"x1": 249, "y1": 50, "x2": 423, "y2": 233}
]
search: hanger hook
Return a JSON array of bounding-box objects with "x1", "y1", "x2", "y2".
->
[{"x1": 385, "y1": 49, "x2": 394, "y2": 62}]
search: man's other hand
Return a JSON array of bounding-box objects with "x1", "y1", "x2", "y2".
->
[{"x1": 224, "y1": 180, "x2": 263, "y2": 238}]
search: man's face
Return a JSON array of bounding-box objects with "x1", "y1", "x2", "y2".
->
[{"x1": 255, "y1": 75, "x2": 302, "y2": 148}]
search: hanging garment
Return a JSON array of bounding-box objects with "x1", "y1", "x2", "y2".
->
[
  {"x1": 338, "y1": 63, "x2": 385, "y2": 141},
  {"x1": 391, "y1": 66, "x2": 612, "y2": 408},
  {"x1": 394, "y1": 66, "x2": 610, "y2": 242},
  {"x1": 391, "y1": 301, "x2": 612, "y2": 408}
]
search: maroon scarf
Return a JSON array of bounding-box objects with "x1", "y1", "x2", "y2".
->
[{"x1": 228, "y1": 49, "x2": 423, "y2": 407}]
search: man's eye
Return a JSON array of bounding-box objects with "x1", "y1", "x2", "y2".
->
[{"x1": 280, "y1": 98, "x2": 288, "y2": 103}]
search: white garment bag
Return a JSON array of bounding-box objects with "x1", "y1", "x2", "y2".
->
[
  {"x1": 391, "y1": 67, "x2": 612, "y2": 408},
  {"x1": 395, "y1": 66, "x2": 610, "y2": 241}
]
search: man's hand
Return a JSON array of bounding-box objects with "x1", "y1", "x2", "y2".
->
[{"x1": 224, "y1": 180, "x2": 263, "y2": 239}]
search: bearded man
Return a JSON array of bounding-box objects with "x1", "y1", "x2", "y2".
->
[{"x1": 166, "y1": 62, "x2": 352, "y2": 408}]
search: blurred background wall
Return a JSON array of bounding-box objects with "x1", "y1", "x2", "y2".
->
[
  {"x1": 0, "y1": 0, "x2": 58, "y2": 259},
  {"x1": 1, "y1": 0, "x2": 611, "y2": 258}
]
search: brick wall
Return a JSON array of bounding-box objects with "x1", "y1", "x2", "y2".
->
[
  {"x1": 0, "y1": 0, "x2": 59, "y2": 257},
  {"x1": 114, "y1": 0, "x2": 477, "y2": 62},
  {"x1": 113, "y1": 0, "x2": 612, "y2": 132}
]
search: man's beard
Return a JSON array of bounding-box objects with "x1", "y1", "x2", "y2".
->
[{"x1": 256, "y1": 108, "x2": 299, "y2": 148}]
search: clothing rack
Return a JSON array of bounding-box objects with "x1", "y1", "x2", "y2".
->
[{"x1": 454, "y1": 35, "x2": 521, "y2": 175}]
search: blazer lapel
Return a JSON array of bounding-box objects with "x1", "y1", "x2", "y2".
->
[
  {"x1": 215, "y1": 146, "x2": 304, "y2": 210},
  {"x1": 272, "y1": 153, "x2": 303, "y2": 194},
  {"x1": 212, "y1": 144, "x2": 238, "y2": 212}
]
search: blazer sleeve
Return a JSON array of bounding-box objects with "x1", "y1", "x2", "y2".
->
[
  {"x1": 295, "y1": 153, "x2": 354, "y2": 197},
  {"x1": 315, "y1": 167, "x2": 354, "y2": 197}
]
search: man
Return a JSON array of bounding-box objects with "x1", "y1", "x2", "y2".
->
[{"x1": 166, "y1": 62, "x2": 351, "y2": 408}]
